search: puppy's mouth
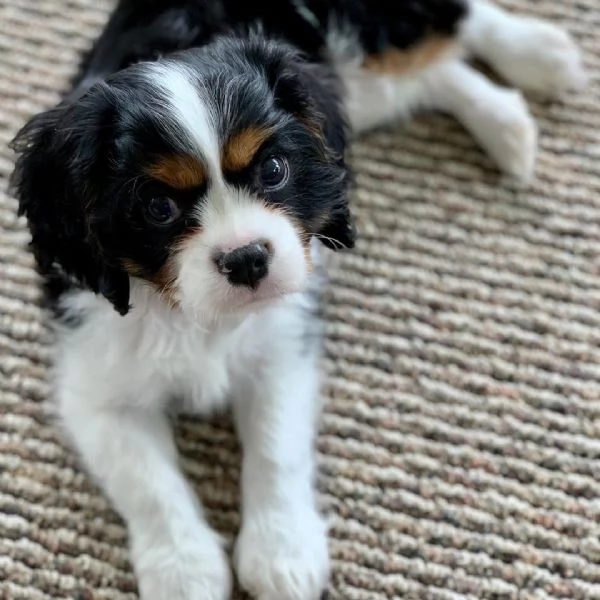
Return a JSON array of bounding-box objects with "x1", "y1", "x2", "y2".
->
[{"x1": 224, "y1": 274, "x2": 304, "y2": 310}]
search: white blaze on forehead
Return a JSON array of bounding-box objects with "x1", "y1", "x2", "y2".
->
[{"x1": 144, "y1": 61, "x2": 221, "y2": 177}]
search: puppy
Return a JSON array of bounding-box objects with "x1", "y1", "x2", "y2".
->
[{"x1": 10, "y1": 1, "x2": 585, "y2": 599}]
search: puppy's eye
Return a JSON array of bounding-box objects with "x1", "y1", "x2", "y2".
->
[
  {"x1": 259, "y1": 156, "x2": 289, "y2": 191},
  {"x1": 145, "y1": 196, "x2": 181, "y2": 226}
]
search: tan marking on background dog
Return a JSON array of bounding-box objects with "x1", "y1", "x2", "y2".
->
[
  {"x1": 363, "y1": 35, "x2": 456, "y2": 75},
  {"x1": 222, "y1": 127, "x2": 272, "y2": 172},
  {"x1": 146, "y1": 155, "x2": 206, "y2": 190}
]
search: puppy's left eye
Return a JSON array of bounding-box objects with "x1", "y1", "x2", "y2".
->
[
  {"x1": 259, "y1": 156, "x2": 289, "y2": 191},
  {"x1": 145, "y1": 196, "x2": 182, "y2": 226}
]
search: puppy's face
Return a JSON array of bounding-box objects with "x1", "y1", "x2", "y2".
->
[{"x1": 12, "y1": 37, "x2": 354, "y2": 321}]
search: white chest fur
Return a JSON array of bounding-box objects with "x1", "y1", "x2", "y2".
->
[{"x1": 53, "y1": 282, "x2": 315, "y2": 415}]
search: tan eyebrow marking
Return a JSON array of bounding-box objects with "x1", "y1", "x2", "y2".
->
[
  {"x1": 222, "y1": 127, "x2": 273, "y2": 172},
  {"x1": 145, "y1": 154, "x2": 206, "y2": 190}
]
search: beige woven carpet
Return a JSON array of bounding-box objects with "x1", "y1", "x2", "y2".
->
[{"x1": 1, "y1": 1, "x2": 600, "y2": 599}]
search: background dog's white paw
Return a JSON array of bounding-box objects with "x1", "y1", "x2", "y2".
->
[
  {"x1": 235, "y1": 508, "x2": 330, "y2": 600},
  {"x1": 470, "y1": 89, "x2": 538, "y2": 181},
  {"x1": 135, "y1": 534, "x2": 231, "y2": 600},
  {"x1": 489, "y1": 18, "x2": 587, "y2": 98}
]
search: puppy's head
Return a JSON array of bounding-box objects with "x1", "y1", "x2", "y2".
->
[{"x1": 11, "y1": 36, "x2": 354, "y2": 321}]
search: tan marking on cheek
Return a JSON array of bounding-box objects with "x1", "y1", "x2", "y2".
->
[
  {"x1": 244, "y1": 202, "x2": 314, "y2": 274},
  {"x1": 150, "y1": 262, "x2": 179, "y2": 308},
  {"x1": 222, "y1": 127, "x2": 272, "y2": 172},
  {"x1": 121, "y1": 258, "x2": 146, "y2": 278},
  {"x1": 303, "y1": 240, "x2": 314, "y2": 273},
  {"x1": 121, "y1": 257, "x2": 179, "y2": 308},
  {"x1": 146, "y1": 155, "x2": 206, "y2": 190},
  {"x1": 152, "y1": 227, "x2": 204, "y2": 308},
  {"x1": 270, "y1": 206, "x2": 314, "y2": 273},
  {"x1": 310, "y1": 212, "x2": 331, "y2": 235},
  {"x1": 122, "y1": 227, "x2": 203, "y2": 309},
  {"x1": 363, "y1": 36, "x2": 457, "y2": 76}
]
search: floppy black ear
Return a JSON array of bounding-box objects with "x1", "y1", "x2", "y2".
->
[
  {"x1": 9, "y1": 90, "x2": 131, "y2": 315},
  {"x1": 269, "y1": 54, "x2": 349, "y2": 159},
  {"x1": 268, "y1": 53, "x2": 357, "y2": 251},
  {"x1": 318, "y1": 204, "x2": 357, "y2": 251}
]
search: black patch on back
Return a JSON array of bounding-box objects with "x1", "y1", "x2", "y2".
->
[{"x1": 68, "y1": 0, "x2": 468, "y2": 98}]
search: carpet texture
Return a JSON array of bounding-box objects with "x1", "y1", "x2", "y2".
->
[{"x1": 1, "y1": 1, "x2": 600, "y2": 599}]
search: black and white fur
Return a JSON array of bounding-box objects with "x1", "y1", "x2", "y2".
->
[{"x1": 9, "y1": 1, "x2": 585, "y2": 599}]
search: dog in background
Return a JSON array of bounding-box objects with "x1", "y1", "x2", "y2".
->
[{"x1": 10, "y1": 1, "x2": 585, "y2": 599}]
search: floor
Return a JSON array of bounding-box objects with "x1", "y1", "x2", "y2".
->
[{"x1": 1, "y1": 1, "x2": 599, "y2": 598}]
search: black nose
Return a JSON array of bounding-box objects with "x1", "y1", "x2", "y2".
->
[{"x1": 214, "y1": 241, "x2": 271, "y2": 289}]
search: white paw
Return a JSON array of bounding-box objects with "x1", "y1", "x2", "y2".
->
[
  {"x1": 235, "y1": 508, "x2": 330, "y2": 600},
  {"x1": 490, "y1": 18, "x2": 587, "y2": 98},
  {"x1": 472, "y1": 89, "x2": 538, "y2": 181},
  {"x1": 134, "y1": 533, "x2": 231, "y2": 600}
]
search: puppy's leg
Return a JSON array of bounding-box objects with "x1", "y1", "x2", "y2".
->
[
  {"x1": 345, "y1": 58, "x2": 537, "y2": 180},
  {"x1": 57, "y1": 350, "x2": 231, "y2": 600},
  {"x1": 232, "y1": 326, "x2": 328, "y2": 600},
  {"x1": 461, "y1": 0, "x2": 587, "y2": 97}
]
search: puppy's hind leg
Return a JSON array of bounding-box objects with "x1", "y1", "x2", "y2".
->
[
  {"x1": 344, "y1": 58, "x2": 537, "y2": 180},
  {"x1": 421, "y1": 59, "x2": 538, "y2": 181},
  {"x1": 343, "y1": 65, "x2": 435, "y2": 135},
  {"x1": 461, "y1": 0, "x2": 587, "y2": 98}
]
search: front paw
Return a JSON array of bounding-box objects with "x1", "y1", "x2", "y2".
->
[
  {"x1": 472, "y1": 89, "x2": 538, "y2": 181},
  {"x1": 491, "y1": 18, "x2": 587, "y2": 98},
  {"x1": 134, "y1": 533, "x2": 231, "y2": 600},
  {"x1": 235, "y1": 508, "x2": 329, "y2": 600}
]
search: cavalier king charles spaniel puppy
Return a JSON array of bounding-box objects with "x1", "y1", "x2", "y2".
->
[{"x1": 10, "y1": 1, "x2": 585, "y2": 599}]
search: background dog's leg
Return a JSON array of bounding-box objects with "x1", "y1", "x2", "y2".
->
[
  {"x1": 344, "y1": 0, "x2": 586, "y2": 179},
  {"x1": 232, "y1": 338, "x2": 328, "y2": 600},
  {"x1": 461, "y1": 0, "x2": 587, "y2": 97},
  {"x1": 421, "y1": 59, "x2": 538, "y2": 181},
  {"x1": 57, "y1": 360, "x2": 231, "y2": 600},
  {"x1": 344, "y1": 57, "x2": 537, "y2": 180},
  {"x1": 343, "y1": 65, "x2": 435, "y2": 134}
]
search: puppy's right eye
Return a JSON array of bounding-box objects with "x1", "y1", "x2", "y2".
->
[
  {"x1": 144, "y1": 196, "x2": 181, "y2": 226},
  {"x1": 259, "y1": 156, "x2": 289, "y2": 191}
]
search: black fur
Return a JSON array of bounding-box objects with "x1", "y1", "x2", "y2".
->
[
  {"x1": 10, "y1": 0, "x2": 467, "y2": 315},
  {"x1": 69, "y1": 0, "x2": 466, "y2": 99}
]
